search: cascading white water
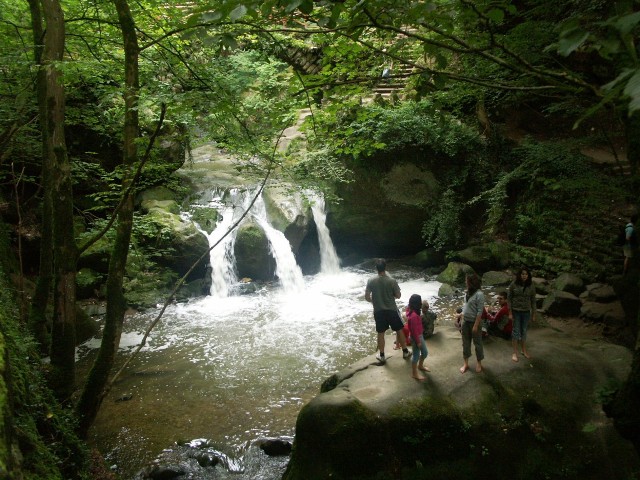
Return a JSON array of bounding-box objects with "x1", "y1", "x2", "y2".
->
[
  {"x1": 251, "y1": 193, "x2": 305, "y2": 293},
  {"x1": 205, "y1": 189, "x2": 248, "y2": 298},
  {"x1": 309, "y1": 193, "x2": 341, "y2": 274}
]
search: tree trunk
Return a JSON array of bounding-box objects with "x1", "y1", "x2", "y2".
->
[
  {"x1": 41, "y1": 0, "x2": 78, "y2": 402},
  {"x1": 75, "y1": 0, "x2": 139, "y2": 437},
  {"x1": 27, "y1": 0, "x2": 53, "y2": 351}
]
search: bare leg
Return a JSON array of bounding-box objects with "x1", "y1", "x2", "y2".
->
[
  {"x1": 512, "y1": 339, "x2": 519, "y2": 362},
  {"x1": 396, "y1": 329, "x2": 408, "y2": 349},
  {"x1": 476, "y1": 360, "x2": 483, "y2": 373},
  {"x1": 521, "y1": 340, "x2": 531, "y2": 359},
  {"x1": 412, "y1": 363, "x2": 425, "y2": 381},
  {"x1": 418, "y1": 357, "x2": 430, "y2": 372},
  {"x1": 377, "y1": 331, "x2": 385, "y2": 357}
]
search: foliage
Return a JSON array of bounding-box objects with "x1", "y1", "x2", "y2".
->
[
  {"x1": 0, "y1": 225, "x2": 89, "y2": 479},
  {"x1": 474, "y1": 139, "x2": 625, "y2": 241},
  {"x1": 304, "y1": 100, "x2": 482, "y2": 165},
  {"x1": 421, "y1": 190, "x2": 465, "y2": 252}
]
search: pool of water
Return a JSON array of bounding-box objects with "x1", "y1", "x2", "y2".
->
[{"x1": 77, "y1": 266, "x2": 448, "y2": 478}]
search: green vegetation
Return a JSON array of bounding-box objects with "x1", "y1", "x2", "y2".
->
[
  {"x1": 0, "y1": 227, "x2": 89, "y2": 479},
  {"x1": 1, "y1": 0, "x2": 640, "y2": 476}
]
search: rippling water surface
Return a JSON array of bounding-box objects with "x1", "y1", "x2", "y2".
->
[{"x1": 77, "y1": 266, "x2": 445, "y2": 479}]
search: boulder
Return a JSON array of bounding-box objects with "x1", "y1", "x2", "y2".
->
[
  {"x1": 263, "y1": 187, "x2": 312, "y2": 253},
  {"x1": 535, "y1": 293, "x2": 546, "y2": 309},
  {"x1": 234, "y1": 222, "x2": 274, "y2": 281},
  {"x1": 436, "y1": 262, "x2": 475, "y2": 286},
  {"x1": 487, "y1": 240, "x2": 511, "y2": 269},
  {"x1": 481, "y1": 270, "x2": 512, "y2": 287},
  {"x1": 451, "y1": 245, "x2": 495, "y2": 273},
  {"x1": 189, "y1": 206, "x2": 219, "y2": 235},
  {"x1": 257, "y1": 438, "x2": 293, "y2": 456},
  {"x1": 283, "y1": 326, "x2": 638, "y2": 480},
  {"x1": 584, "y1": 283, "x2": 617, "y2": 303},
  {"x1": 554, "y1": 272, "x2": 585, "y2": 296},
  {"x1": 532, "y1": 277, "x2": 550, "y2": 295},
  {"x1": 405, "y1": 248, "x2": 446, "y2": 269},
  {"x1": 438, "y1": 283, "x2": 458, "y2": 297},
  {"x1": 581, "y1": 301, "x2": 626, "y2": 325},
  {"x1": 542, "y1": 290, "x2": 582, "y2": 316},
  {"x1": 75, "y1": 305, "x2": 99, "y2": 344},
  {"x1": 142, "y1": 201, "x2": 209, "y2": 281}
]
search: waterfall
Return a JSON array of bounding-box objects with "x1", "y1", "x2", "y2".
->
[
  {"x1": 309, "y1": 193, "x2": 341, "y2": 274},
  {"x1": 251, "y1": 193, "x2": 305, "y2": 293},
  {"x1": 200, "y1": 189, "x2": 248, "y2": 298}
]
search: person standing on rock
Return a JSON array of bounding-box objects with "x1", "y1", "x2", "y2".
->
[
  {"x1": 407, "y1": 294, "x2": 430, "y2": 381},
  {"x1": 507, "y1": 267, "x2": 537, "y2": 362},
  {"x1": 460, "y1": 273, "x2": 485, "y2": 374},
  {"x1": 365, "y1": 258, "x2": 411, "y2": 364}
]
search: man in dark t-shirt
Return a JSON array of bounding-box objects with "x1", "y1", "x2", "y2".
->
[{"x1": 365, "y1": 258, "x2": 410, "y2": 364}]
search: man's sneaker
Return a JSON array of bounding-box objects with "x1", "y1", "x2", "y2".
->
[
  {"x1": 402, "y1": 349, "x2": 411, "y2": 359},
  {"x1": 375, "y1": 353, "x2": 386, "y2": 364}
]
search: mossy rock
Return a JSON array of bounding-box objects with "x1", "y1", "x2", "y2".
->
[
  {"x1": 482, "y1": 270, "x2": 512, "y2": 287},
  {"x1": 438, "y1": 283, "x2": 458, "y2": 297},
  {"x1": 284, "y1": 326, "x2": 639, "y2": 480},
  {"x1": 451, "y1": 245, "x2": 495, "y2": 273},
  {"x1": 234, "y1": 222, "x2": 274, "y2": 281},
  {"x1": 190, "y1": 206, "x2": 219, "y2": 235},
  {"x1": 436, "y1": 262, "x2": 475, "y2": 286}
]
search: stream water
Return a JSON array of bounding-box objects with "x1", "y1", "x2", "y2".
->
[{"x1": 76, "y1": 190, "x2": 447, "y2": 479}]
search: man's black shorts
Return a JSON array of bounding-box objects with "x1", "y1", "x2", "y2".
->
[{"x1": 374, "y1": 309, "x2": 403, "y2": 333}]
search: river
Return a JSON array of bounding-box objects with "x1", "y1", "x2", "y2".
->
[
  {"x1": 76, "y1": 187, "x2": 448, "y2": 478},
  {"x1": 77, "y1": 268, "x2": 445, "y2": 479}
]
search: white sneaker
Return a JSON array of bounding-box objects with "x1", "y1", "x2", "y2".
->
[
  {"x1": 375, "y1": 353, "x2": 386, "y2": 364},
  {"x1": 402, "y1": 349, "x2": 411, "y2": 359}
]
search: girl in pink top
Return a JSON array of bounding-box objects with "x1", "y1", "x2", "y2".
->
[{"x1": 407, "y1": 294, "x2": 430, "y2": 381}]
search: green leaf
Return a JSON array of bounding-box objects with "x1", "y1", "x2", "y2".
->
[
  {"x1": 623, "y1": 68, "x2": 640, "y2": 113},
  {"x1": 486, "y1": 9, "x2": 504, "y2": 23},
  {"x1": 201, "y1": 10, "x2": 222, "y2": 22},
  {"x1": 285, "y1": 0, "x2": 303, "y2": 13},
  {"x1": 229, "y1": 5, "x2": 247, "y2": 22},
  {"x1": 602, "y1": 68, "x2": 634, "y2": 92},
  {"x1": 582, "y1": 423, "x2": 597, "y2": 433},
  {"x1": 299, "y1": 0, "x2": 314, "y2": 15},
  {"x1": 614, "y1": 11, "x2": 640, "y2": 36},
  {"x1": 557, "y1": 28, "x2": 589, "y2": 56}
]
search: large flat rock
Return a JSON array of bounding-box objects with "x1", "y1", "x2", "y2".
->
[{"x1": 284, "y1": 321, "x2": 640, "y2": 480}]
